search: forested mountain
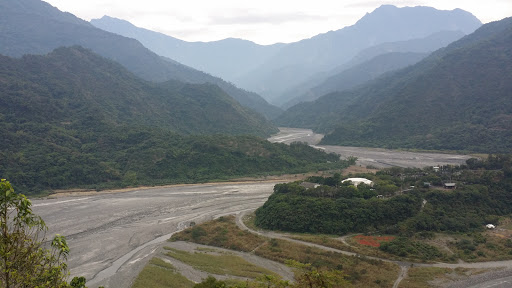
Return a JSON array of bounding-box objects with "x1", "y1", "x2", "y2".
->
[
  {"x1": 276, "y1": 17, "x2": 512, "y2": 153},
  {"x1": 0, "y1": 47, "x2": 348, "y2": 194},
  {"x1": 0, "y1": 46, "x2": 276, "y2": 136},
  {"x1": 282, "y1": 52, "x2": 428, "y2": 108},
  {"x1": 90, "y1": 16, "x2": 284, "y2": 83},
  {"x1": 0, "y1": 0, "x2": 282, "y2": 119},
  {"x1": 234, "y1": 5, "x2": 481, "y2": 103},
  {"x1": 343, "y1": 30, "x2": 466, "y2": 69},
  {"x1": 279, "y1": 30, "x2": 465, "y2": 108}
]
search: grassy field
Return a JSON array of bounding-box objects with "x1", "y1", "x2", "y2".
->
[
  {"x1": 398, "y1": 267, "x2": 490, "y2": 288},
  {"x1": 131, "y1": 257, "x2": 194, "y2": 288},
  {"x1": 171, "y1": 215, "x2": 266, "y2": 252},
  {"x1": 163, "y1": 247, "x2": 279, "y2": 278},
  {"x1": 171, "y1": 216, "x2": 399, "y2": 287}
]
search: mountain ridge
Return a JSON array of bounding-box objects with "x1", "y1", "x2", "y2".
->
[
  {"x1": 1, "y1": 46, "x2": 353, "y2": 194},
  {"x1": 275, "y1": 17, "x2": 512, "y2": 153},
  {"x1": 234, "y1": 5, "x2": 482, "y2": 103},
  {"x1": 0, "y1": 46, "x2": 277, "y2": 136},
  {"x1": 0, "y1": 0, "x2": 282, "y2": 119}
]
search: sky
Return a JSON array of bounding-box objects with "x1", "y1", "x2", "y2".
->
[{"x1": 44, "y1": 0, "x2": 512, "y2": 45}]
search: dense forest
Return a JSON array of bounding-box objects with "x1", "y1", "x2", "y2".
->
[
  {"x1": 255, "y1": 155, "x2": 512, "y2": 235},
  {"x1": 275, "y1": 17, "x2": 512, "y2": 153},
  {"x1": 0, "y1": 47, "x2": 352, "y2": 195},
  {"x1": 1, "y1": 125, "x2": 350, "y2": 194}
]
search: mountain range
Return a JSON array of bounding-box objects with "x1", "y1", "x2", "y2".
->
[
  {"x1": 0, "y1": 0, "x2": 282, "y2": 119},
  {"x1": 0, "y1": 46, "x2": 276, "y2": 136},
  {"x1": 91, "y1": 16, "x2": 284, "y2": 83},
  {"x1": 0, "y1": 46, "x2": 349, "y2": 194},
  {"x1": 275, "y1": 17, "x2": 512, "y2": 153},
  {"x1": 90, "y1": 5, "x2": 481, "y2": 106},
  {"x1": 235, "y1": 5, "x2": 482, "y2": 104},
  {"x1": 279, "y1": 30, "x2": 466, "y2": 108}
]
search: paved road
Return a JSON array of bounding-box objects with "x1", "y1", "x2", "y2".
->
[
  {"x1": 269, "y1": 127, "x2": 472, "y2": 168},
  {"x1": 32, "y1": 182, "x2": 280, "y2": 288}
]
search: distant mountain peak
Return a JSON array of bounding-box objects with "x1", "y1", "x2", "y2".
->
[{"x1": 354, "y1": 5, "x2": 481, "y2": 35}]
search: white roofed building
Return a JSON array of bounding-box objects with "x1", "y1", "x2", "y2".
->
[{"x1": 341, "y1": 178, "x2": 374, "y2": 187}]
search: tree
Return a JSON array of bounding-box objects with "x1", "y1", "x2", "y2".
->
[{"x1": 1, "y1": 179, "x2": 70, "y2": 288}]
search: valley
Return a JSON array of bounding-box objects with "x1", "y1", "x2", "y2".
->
[
  {"x1": 269, "y1": 128, "x2": 472, "y2": 168},
  {"x1": 1, "y1": 1, "x2": 511, "y2": 287},
  {"x1": 32, "y1": 181, "x2": 281, "y2": 288},
  {"x1": 29, "y1": 128, "x2": 474, "y2": 288}
]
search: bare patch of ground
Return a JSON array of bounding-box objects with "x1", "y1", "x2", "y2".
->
[{"x1": 342, "y1": 165, "x2": 380, "y2": 175}]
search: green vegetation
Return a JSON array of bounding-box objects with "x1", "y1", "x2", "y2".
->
[
  {"x1": 446, "y1": 232, "x2": 512, "y2": 262},
  {"x1": 0, "y1": 47, "x2": 352, "y2": 195},
  {"x1": 0, "y1": 179, "x2": 96, "y2": 288},
  {"x1": 172, "y1": 216, "x2": 398, "y2": 287},
  {"x1": 255, "y1": 155, "x2": 512, "y2": 236},
  {"x1": 254, "y1": 181, "x2": 420, "y2": 235},
  {"x1": 379, "y1": 237, "x2": 443, "y2": 260},
  {"x1": 276, "y1": 17, "x2": 512, "y2": 153},
  {"x1": 398, "y1": 267, "x2": 463, "y2": 288},
  {"x1": 0, "y1": 0, "x2": 282, "y2": 119},
  {"x1": 0, "y1": 46, "x2": 275, "y2": 137},
  {"x1": 1, "y1": 179, "x2": 69, "y2": 287},
  {"x1": 171, "y1": 216, "x2": 266, "y2": 252},
  {"x1": 398, "y1": 267, "x2": 490, "y2": 288},
  {"x1": 131, "y1": 257, "x2": 194, "y2": 288},
  {"x1": 164, "y1": 247, "x2": 278, "y2": 278}
]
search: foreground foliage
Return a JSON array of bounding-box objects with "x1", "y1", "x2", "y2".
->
[
  {"x1": 1, "y1": 179, "x2": 69, "y2": 287},
  {"x1": 1, "y1": 180, "x2": 95, "y2": 288}
]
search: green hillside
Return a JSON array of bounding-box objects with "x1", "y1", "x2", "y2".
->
[
  {"x1": 0, "y1": 0, "x2": 281, "y2": 120},
  {"x1": 0, "y1": 47, "x2": 349, "y2": 194},
  {"x1": 276, "y1": 17, "x2": 512, "y2": 153},
  {"x1": 282, "y1": 52, "x2": 427, "y2": 108},
  {"x1": 0, "y1": 46, "x2": 276, "y2": 136}
]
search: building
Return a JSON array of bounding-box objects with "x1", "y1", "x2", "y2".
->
[
  {"x1": 341, "y1": 178, "x2": 374, "y2": 187},
  {"x1": 443, "y1": 183, "x2": 456, "y2": 189}
]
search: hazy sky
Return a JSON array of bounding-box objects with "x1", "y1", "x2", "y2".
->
[{"x1": 45, "y1": 0, "x2": 512, "y2": 45}]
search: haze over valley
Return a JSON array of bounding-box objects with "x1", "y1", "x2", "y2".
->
[{"x1": 1, "y1": 0, "x2": 512, "y2": 287}]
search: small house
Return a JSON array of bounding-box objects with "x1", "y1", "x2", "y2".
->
[
  {"x1": 341, "y1": 178, "x2": 374, "y2": 187},
  {"x1": 443, "y1": 183, "x2": 456, "y2": 189}
]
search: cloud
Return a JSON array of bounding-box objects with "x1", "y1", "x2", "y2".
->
[
  {"x1": 208, "y1": 12, "x2": 325, "y2": 26},
  {"x1": 344, "y1": 0, "x2": 426, "y2": 9}
]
